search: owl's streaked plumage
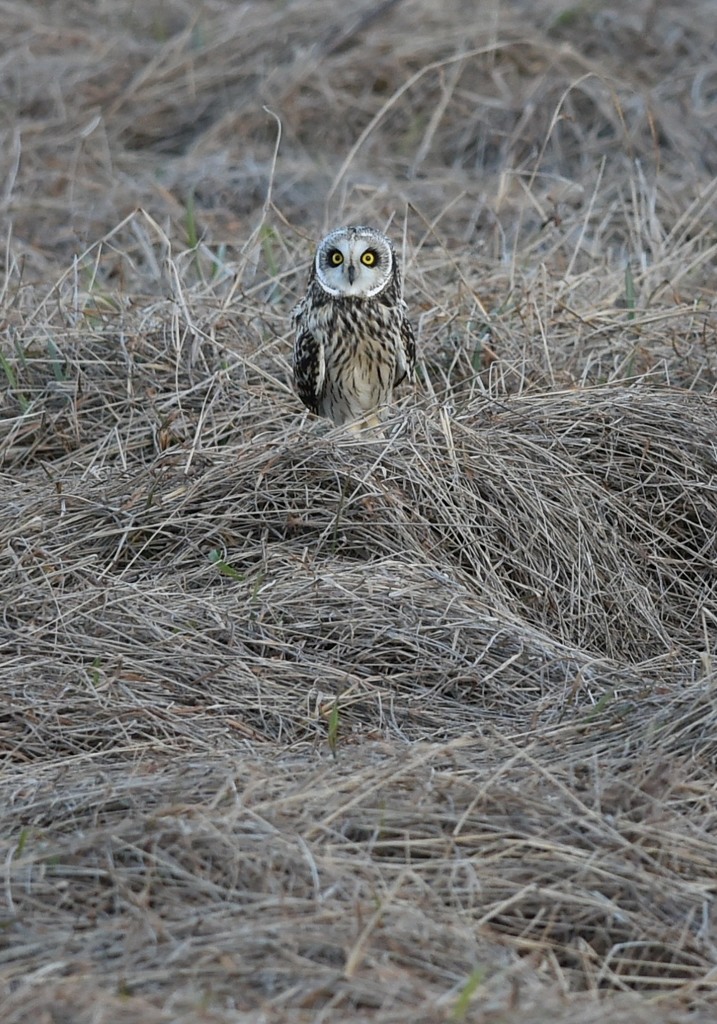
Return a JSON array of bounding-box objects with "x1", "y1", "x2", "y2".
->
[{"x1": 292, "y1": 225, "x2": 415, "y2": 428}]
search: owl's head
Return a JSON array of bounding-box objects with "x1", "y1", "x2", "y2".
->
[{"x1": 313, "y1": 225, "x2": 397, "y2": 299}]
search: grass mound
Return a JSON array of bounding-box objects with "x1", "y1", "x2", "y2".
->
[{"x1": 2, "y1": 312, "x2": 716, "y2": 1019}]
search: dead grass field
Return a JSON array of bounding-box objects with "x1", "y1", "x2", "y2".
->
[{"x1": 1, "y1": 0, "x2": 717, "y2": 1020}]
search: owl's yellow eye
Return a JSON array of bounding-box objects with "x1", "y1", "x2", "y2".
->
[
  {"x1": 361, "y1": 250, "x2": 377, "y2": 266},
  {"x1": 329, "y1": 250, "x2": 344, "y2": 266}
]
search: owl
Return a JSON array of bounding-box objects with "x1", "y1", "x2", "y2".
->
[{"x1": 292, "y1": 225, "x2": 416, "y2": 428}]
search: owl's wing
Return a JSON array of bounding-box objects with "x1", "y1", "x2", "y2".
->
[
  {"x1": 395, "y1": 309, "x2": 416, "y2": 386},
  {"x1": 292, "y1": 313, "x2": 325, "y2": 415}
]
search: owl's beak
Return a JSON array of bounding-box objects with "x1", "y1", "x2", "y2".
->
[{"x1": 347, "y1": 264, "x2": 356, "y2": 285}]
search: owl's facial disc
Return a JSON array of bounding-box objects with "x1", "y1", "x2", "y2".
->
[{"x1": 316, "y1": 228, "x2": 392, "y2": 298}]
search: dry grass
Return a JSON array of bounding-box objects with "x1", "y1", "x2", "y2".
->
[{"x1": 1, "y1": 0, "x2": 717, "y2": 1021}]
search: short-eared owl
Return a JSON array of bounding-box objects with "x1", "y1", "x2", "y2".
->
[{"x1": 292, "y1": 225, "x2": 415, "y2": 428}]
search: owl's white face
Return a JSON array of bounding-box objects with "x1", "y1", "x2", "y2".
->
[{"x1": 314, "y1": 226, "x2": 394, "y2": 298}]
